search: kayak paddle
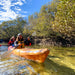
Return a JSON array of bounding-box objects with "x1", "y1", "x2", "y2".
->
[{"x1": 0, "y1": 45, "x2": 19, "y2": 59}]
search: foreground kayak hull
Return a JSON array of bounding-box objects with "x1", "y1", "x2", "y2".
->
[{"x1": 8, "y1": 47, "x2": 50, "y2": 63}]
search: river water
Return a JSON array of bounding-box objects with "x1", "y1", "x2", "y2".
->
[
  {"x1": 0, "y1": 45, "x2": 75, "y2": 75},
  {"x1": 0, "y1": 45, "x2": 43, "y2": 75},
  {"x1": 0, "y1": 45, "x2": 50, "y2": 75}
]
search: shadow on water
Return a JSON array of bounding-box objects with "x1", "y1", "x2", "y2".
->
[
  {"x1": 44, "y1": 57, "x2": 75, "y2": 75},
  {"x1": 0, "y1": 55, "x2": 75, "y2": 75},
  {"x1": 67, "y1": 55, "x2": 75, "y2": 57},
  {"x1": 13, "y1": 56, "x2": 75, "y2": 75}
]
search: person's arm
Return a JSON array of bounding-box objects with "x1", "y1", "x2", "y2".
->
[
  {"x1": 8, "y1": 40, "x2": 11, "y2": 45},
  {"x1": 14, "y1": 41, "x2": 18, "y2": 47}
]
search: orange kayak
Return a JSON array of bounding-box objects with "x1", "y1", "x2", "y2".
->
[{"x1": 9, "y1": 47, "x2": 50, "y2": 63}]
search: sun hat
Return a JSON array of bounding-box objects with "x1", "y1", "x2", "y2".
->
[{"x1": 17, "y1": 33, "x2": 22, "y2": 36}]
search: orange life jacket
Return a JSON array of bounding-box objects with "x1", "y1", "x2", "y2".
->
[{"x1": 17, "y1": 41, "x2": 25, "y2": 48}]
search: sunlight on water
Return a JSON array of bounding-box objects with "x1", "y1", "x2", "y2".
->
[
  {"x1": 0, "y1": 45, "x2": 41, "y2": 75},
  {"x1": 0, "y1": 56, "x2": 36, "y2": 75},
  {"x1": 0, "y1": 45, "x2": 75, "y2": 75}
]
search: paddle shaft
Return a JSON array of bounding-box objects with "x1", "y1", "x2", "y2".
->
[
  {"x1": 0, "y1": 45, "x2": 19, "y2": 59},
  {"x1": 0, "y1": 41, "x2": 25, "y2": 59}
]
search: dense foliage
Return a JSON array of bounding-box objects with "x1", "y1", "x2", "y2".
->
[
  {"x1": 0, "y1": 0, "x2": 75, "y2": 46},
  {"x1": 52, "y1": 0, "x2": 75, "y2": 38},
  {"x1": 26, "y1": 0, "x2": 58, "y2": 37},
  {"x1": 0, "y1": 17, "x2": 27, "y2": 40}
]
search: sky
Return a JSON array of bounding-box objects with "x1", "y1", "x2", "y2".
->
[{"x1": 0, "y1": 0, "x2": 52, "y2": 22}]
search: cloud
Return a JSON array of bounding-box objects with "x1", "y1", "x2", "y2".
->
[
  {"x1": 22, "y1": 11, "x2": 28, "y2": 13},
  {"x1": 0, "y1": 0, "x2": 27, "y2": 22},
  {"x1": 15, "y1": 7, "x2": 21, "y2": 11}
]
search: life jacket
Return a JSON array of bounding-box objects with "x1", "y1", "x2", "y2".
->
[
  {"x1": 17, "y1": 41, "x2": 25, "y2": 48},
  {"x1": 8, "y1": 40, "x2": 14, "y2": 46},
  {"x1": 25, "y1": 39, "x2": 31, "y2": 46}
]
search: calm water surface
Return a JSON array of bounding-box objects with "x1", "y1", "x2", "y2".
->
[
  {"x1": 0, "y1": 45, "x2": 75, "y2": 75},
  {"x1": 0, "y1": 45, "x2": 48, "y2": 75}
]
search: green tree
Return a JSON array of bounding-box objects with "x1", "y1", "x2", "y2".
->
[
  {"x1": 28, "y1": 0, "x2": 58, "y2": 37},
  {"x1": 0, "y1": 17, "x2": 27, "y2": 40},
  {"x1": 52, "y1": 0, "x2": 75, "y2": 38}
]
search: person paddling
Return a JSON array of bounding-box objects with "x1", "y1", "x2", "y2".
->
[
  {"x1": 25, "y1": 37, "x2": 31, "y2": 46},
  {"x1": 8, "y1": 36, "x2": 15, "y2": 46},
  {"x1": 14, "y1": 33, "x2": 25, "y2": 48}
]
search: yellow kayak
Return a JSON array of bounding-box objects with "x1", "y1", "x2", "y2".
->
[{"x1": 9, "y1": 47, "x2": 50, "y2": 63}]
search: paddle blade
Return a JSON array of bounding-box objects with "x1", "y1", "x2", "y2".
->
[
  {"x1": 0, "y1": 50, "x2": 13, "y2": 59},
  {"x1": 0, "y1": 47, "x2": 16, "y2": 59},
  {"x1": 0, "y1": 45, "x2": 19, "y2": 59}
]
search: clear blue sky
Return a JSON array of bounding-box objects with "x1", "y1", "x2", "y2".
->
[
  {"x1": 0, "y1": 0, "x2": 52, "y2": 22},
  {"x1": 22, "y1": 0, "x2": 52, "y2": 16}
]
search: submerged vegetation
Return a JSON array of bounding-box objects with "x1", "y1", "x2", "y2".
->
[{"x1": 27, "y1": 45, "x2": 75, "y2": 75}]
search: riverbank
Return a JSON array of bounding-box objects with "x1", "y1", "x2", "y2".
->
[{"x1": 0, "y1": 43, "x2": 8, "y2": 46}]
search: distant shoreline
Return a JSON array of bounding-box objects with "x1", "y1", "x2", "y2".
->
[{"x1": 0, "y1": 43, "x2": 8, "y2": 46}]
